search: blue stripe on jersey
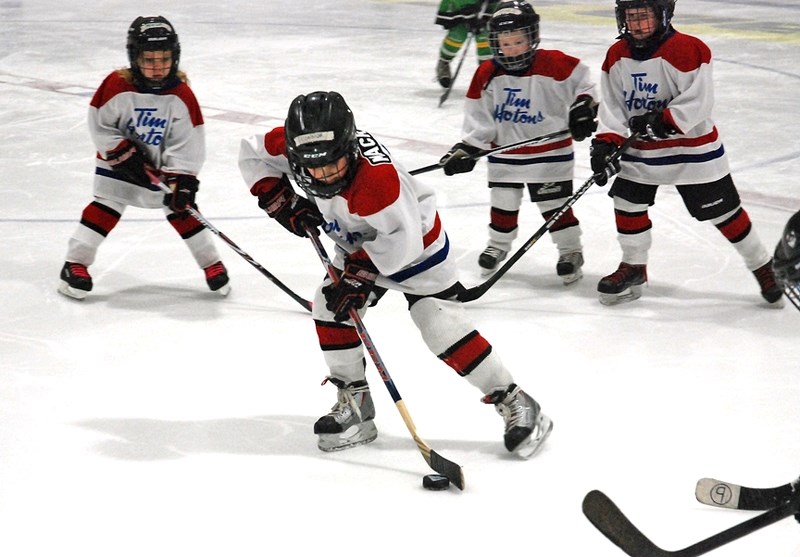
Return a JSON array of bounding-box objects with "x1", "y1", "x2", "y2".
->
[
  {"x1": 95, "y1": 167, "x2": 162, "y2": 192},
  {"x1": 622, "y1": 145, "x2": 726, "y2": 166},
  {"x1": 387, "y1": 234, "x2": 450, "y2": 283},
  {"x1": 487, "y1": 153, "x2": 575, "y2": 165}
]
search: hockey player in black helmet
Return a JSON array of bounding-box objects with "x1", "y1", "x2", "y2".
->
[
  {"x1": 239, "y1": 90, "x2": 552, "y2": 458},
  {"x1": 589, "y1": 0, "x2": 783, "y2": 307},
  {"x1": 58, "y1": 16, "x2": 229, "y2": 300},
  {"x1": 439, "y1": 0, "x2": 597, "y2": 284},
  {"x1": 773, "y1": 210, "x2": 800, "y2": 311},
  {"x1": 126, "y1": 15, "x2": 181, "y2": 92}
]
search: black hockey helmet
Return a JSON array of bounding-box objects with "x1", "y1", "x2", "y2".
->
[
  {"x1": 488, "y1": 0, "x2": 540, "y2": 72},
  {"x1": 126, "y1": 16, "x2": 181, "y2": 91},
  {"x1": 615, "y1": 0, "x2": 676, "y2": 50},
  {"x1": 773, "y1": 210, "x2": 800, "y2": 310},
  {"x1": 285, "y1": 91, "x2": 358, "y2": 199}
]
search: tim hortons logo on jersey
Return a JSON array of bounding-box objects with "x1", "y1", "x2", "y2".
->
[
  {"x1": 494, "y1": 88, "x2": 545, "y2": 125},
  {"x1": 125, "y1": 107, "x2": 167, "y2": 146},
  {"x1": 357, "y1": 131, "x2": 391, "y2": 165},
  {"x1": 322, "y1": 220, "x2": 363, "y2": 247},
  {"x1": 624, "y1": 73, "x2": 672, "y2": 112}
]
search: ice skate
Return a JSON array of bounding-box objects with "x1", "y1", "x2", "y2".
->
[
  {"x1": 203, "y1": 261, "x2": 230, "y2": 296},
  {"x1": 556, "y1": 251, "x2": 584, "y2": 285},
  {"x1": 58, "y1": 262, "x2": 93, "y2": 300},
  {"x1": 752, "y1": 258, "x2": 784, "y2": 306},
  {"x1": 597, "y1": 262, "x2": 647, "y2": 305},
  {"x1": 314, "y1": 377, "x2": 377, "y2": 452},
  {"x1": 436, "y1": 59, "x2": 452, "y2": 88},
  {"x1": 478, "y1": 246, "x2": 508, "y2": 276},
  {"x1": 483, "y1": 383, "x2": 552, "y2": 459}
]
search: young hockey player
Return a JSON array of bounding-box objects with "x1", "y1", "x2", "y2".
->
[
  {"x1": 238, "y1": 90, "x2": 552, "y2": 458},
  {"x1": 439, "y1": 0, "x2": 598, "y2": 282},
  {"x1": 58, "y1": 16, "x2": 229, "y2": 300},
  {"x1": 589, "y1": 0, "x2": 782, "y2": 306},
  {"x1": 435, "y1": 0, "x2": 498, "y2": 88}
]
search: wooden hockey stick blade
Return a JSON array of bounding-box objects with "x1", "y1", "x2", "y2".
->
[
  {"x1": 695, "y1": 477, "x2": 798, "y2": 510},
  {"x1": 583, "y1": 489, "x2": 800, "y2": 557},
  {"x1": 396, "y1": 400, "x2": 464, "y2": 490}
]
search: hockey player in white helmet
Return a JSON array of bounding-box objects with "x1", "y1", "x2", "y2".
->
[{"x1": 239, "y1": 91, "x2": 552, "y2": 458}]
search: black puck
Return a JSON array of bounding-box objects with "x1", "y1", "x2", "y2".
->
[{"x1": 422, "y1": 474, "x2": 450, "y2": 490}]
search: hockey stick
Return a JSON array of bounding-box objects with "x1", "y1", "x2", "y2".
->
[
  {"x1": 149, "y1": 172, "x2": 312, "y2": 311},
  {"x1": 306, "y1": 228, "x2": 465, "y2": 490},
  {"x1": 456, "y1": 133, "x2": 640, "y2": 303},
  {"x1": 582, "y1": 488, "x2": 800, "y2": 557},
  {"x1": 695, "y1": 476, "x2": 800, "y2": 511},
  {"x1": 439, "y1": 33, "x2": 472, "y2": 107},
  {"x1": 409, "y1": 129, "x2": 570, "y2": 176}
]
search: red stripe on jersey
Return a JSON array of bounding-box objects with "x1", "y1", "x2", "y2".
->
[
  {"x1": 170, "y1": 82, "x2": 204, "y2": 127},
  {"x1": 602, "y1": 32, "x2": 711, "y2": 74},
  {"x1": 423, "y1": 212, "x2": 442, "y2": 248},
  {"x1": 343, "y1": 159, "x2": 401, "y2": 217},
  {"x1": 633, "y1": 128, "x2": 719, "y2": 151},
  {"x1": 530, "y1": 49, "x2": 581, "y2": 82},
  {"x1": 615, "y1": 209, "x2": 652, "y2": 235},
  {"x1": 439, "y1": 331, "x2": 492, "y2": 377},
  {"x1": 498, "y1": 137, "x2": 573, "y2": 155},
  {"x1": 315, "y1": 320, "x2": 362, "y2": 351},
  {"x1": 264, "y1": 127, "x2": 287, "y2": 157}
]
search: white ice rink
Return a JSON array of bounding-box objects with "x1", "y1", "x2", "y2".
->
[{"x1": 2, "y1": 1, "x2": 799, "y2": 555}]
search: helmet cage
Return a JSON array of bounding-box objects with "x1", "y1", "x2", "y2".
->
[
  {"x1": 285, "y1": 92, "x2": 359, "y2": 199},
  {"x1": 127, "y1": 16, "x2": 181, "y2": 91},
  {"x1": 773, "y1": 212, "x2": 800, "y2": 311},
  {"x1": 615, "y1": 0, "x2": 675, "y2": 50},
  {"x1": 488, "y1": 1, "x2": 540, "y2": 72}
]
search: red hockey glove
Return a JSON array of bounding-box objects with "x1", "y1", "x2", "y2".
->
[
  {"x1": 258, "y1": 175, "x2": 324, "y2": 238},
  {"x1": 163, "y1": 174, "x2": 199, "y2": 214},
  {"x1": 105, "y1": 139, "x2": 151, "y2": 187},
  {"x1": 322, "y1": 251, "x2": 379, "y2": 322}
]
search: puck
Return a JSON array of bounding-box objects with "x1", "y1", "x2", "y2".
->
[{"x1": 422, "y1": 474, "x2": 450, "y2": 491}]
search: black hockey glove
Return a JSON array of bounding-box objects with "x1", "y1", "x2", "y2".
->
[
  {"x1": 322, "y1": 251, "x2": 379, "y2": 322},
  {"x1": 568, "y1": 95, "x2": 598, "y2": 142},
  {"x1": 628, "y1": 110, "x2": 676, "y2": 141},
  {"x1": 258, "y1": 175, "x2": 324, "y2": 238},
  {"x1": 163, "y1": 174, "x2": 199, "y2": 214},
  {"x1": 589, "y1": 139, "x2": 621, "y2": 187},
  {"x1": 440, "y1": 142, "x2": 482, "y2": 176},
  {"x1": 105, "y1": 139, "x2": 151, "y2": 187}
]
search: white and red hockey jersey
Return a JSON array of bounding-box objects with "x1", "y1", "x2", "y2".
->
[
  {"x1": 88, "y1": 71, "x2": 205, "y2": 207},
  {"x1": 239, "y1": 128, "x2": 459, "y2": 296},
  {"x1": 461, "y1": 49, "x2": 596, "y2": 183},
  {"x1": 596, "y1": 31, "x2": 730, "y2": 186}
]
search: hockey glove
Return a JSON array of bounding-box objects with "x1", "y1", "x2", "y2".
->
[
  {"x1": 163, "y1": 174, "x2": 199, "y2": 214},
  {"x1": 258, "y1": 175, "x2": 324, "y2": 238},
  {"x1": 628, "y1": 110, "x2": 676, "y2": 141},
  {"x1": 322, "y1": 251, "x2": 379, "y2": 322},
  {"x1": 105, "y1": 139, "x2": 151, "y2": 187},
  {"x1": 568, "y1": 95, "x2": 598, "y2": 142},
  {"x1": 589, "y1": 139, "x2": 621, "y2": 187},
  {"x1": 440, "y1": 142, "x2": 482, "y2": 176}
]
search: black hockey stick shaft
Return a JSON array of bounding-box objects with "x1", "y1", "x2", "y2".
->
[
  {"x1": 695, "y1": 476, "x2": 799, "y2": 511},
  {"x1": 306, "y1": 229, "x2": 465, "y2": 490},
  {"x1": 457, "y1": 133, "x2": 640, "y2": 303},
  {"x1": 439, "y1": 34, "x2": 472, "y2": 107},
  {"x1": 150, "y1": 173, "x2": 312, "y2": 311},
  {"x1": 409, "y1": 129, "x2": 570, "y2": 176},
  {"x1": 583, "y1": 489, "x2": 800, "y2": 557}
]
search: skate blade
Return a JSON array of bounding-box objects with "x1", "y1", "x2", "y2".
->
[
  {"x1": 514, "y1": 414, "x2": 553, "y2": 459},
  {"x1": 599, "y1": 285, "x2": 642, "y2": 306},
  {"x1": 317, "y1": 421, "x2": 378, "y2": 452},
  {"x1": 58, "y1": 282, "x2": 89, "y2": 300},
  {"x1": 560, "y1": 268, "x2": 584, "y2": 285},
  {"x1": 212, "y1": 283, "x2": 231, "y2": 297}
]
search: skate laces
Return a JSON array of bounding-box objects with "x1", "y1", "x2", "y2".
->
[
  {"x1": 67, "y1": 263, "x2": 90, "y2": 278},
  {"x1": 204, "y1": 262, "x2": 226, "y2": 280},
  {"x1": 482, "y1": 385, "x2": 531, "y2": 428},
  {"x1": 483, "y1": 246, "x2": 506, "y2": 258},
  {"x1": 753, "y1": 262, "x2": 778, "y2": 291},
  {"x1": 321, "y1": 376, "x2": 368, "y2": 421},
  {"x1": 606, "y1": 262, "x2": 644, "y2": 284}
]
